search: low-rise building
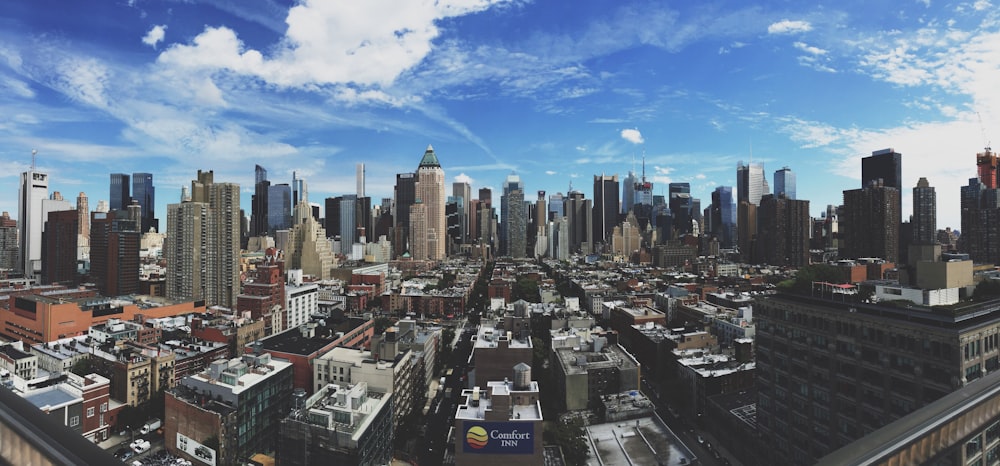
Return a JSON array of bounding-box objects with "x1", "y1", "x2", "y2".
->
[
  {"x1": 312, "y1": 346, "x2": 420, "y2": 426},
  {"x1": 454, "y1": 364, "x2": 544, "y2": 466},
  {"x1": 550, "y1": 338, "x2": 640, "y2": 411}
]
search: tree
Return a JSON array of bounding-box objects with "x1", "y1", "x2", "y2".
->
[
  {"x1": 373, "y1": 317, "x2": 395, "y2": 335},
  {"x1": 546, "y1": 418, "x2": 590, "y2": 466},
  {"x1": 69, "y1": 357, "x2": 96, "y2": 377}
]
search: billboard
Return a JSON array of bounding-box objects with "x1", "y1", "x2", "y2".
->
[
  {"x1": 176, "y1": 432, "x2": 217, "y2": 466},
  {"x1": 462, "y1": 421, "x2": 535, "y2": 454}
]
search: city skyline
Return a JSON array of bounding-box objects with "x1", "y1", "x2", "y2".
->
[{"x1": 2, "y1": 1, "x2": 999, "y2": 230}]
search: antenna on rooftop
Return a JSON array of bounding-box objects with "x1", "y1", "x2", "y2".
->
[{"x1": 31, "y1": 149, "x2": 37, "y2": 170}]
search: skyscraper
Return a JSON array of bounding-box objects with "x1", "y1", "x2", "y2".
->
[
  {"x1": 710, "y1": 186, "x2": 736, "y2": 249},
  {"x1": 251, "y1": 165, "x2": 270, "y2": 237},
  {"x1": 109, "y1": 173, "x2": 130, "y2": 212},
  {"x1": 773, "y1": 166, "x2": 796, "y2": 200},
  {"x1": 356, "y1": 163, "x2": 365, "y2": 198},
  {"x1": 292, "y1": 171, "x2": 307, "y2": 206},
  {"x1": 500, "y1": 173, "x2": 524, "y2": 256},
  {"x1": 42, "y1": 209, "x2": 78, "y2": 285},
  {"x1": 339, "y1": 195, "x2": 358, "y2": 254},
  {"x1": 862, "y1": 148, "x2": 903, "y2": 229},
  {"x1": 736, "y1": 161, "x2": 769, "y2": 206},
  {"x1": 566, "y1": 190, "x2": 593, "y2": 254},
  {"x1": 408, "y1": 202, "x2": 428, "y2": 260},
  {"x1": 393, "y1": 173, "x2": 416, "y2": 258},
  {"x1": 0, "y1": 212, "x2": 17, "y2": 270},
  {"x1": 592, "y1": 174, "x2": 619, "y2": 247},
  {"x1": 508, "y1": 188, "x2": 526, "y2": 258},
  {"x1": 268, "y1": 183, "x2": 292, "y2": 233},
  {"x1": 756, "y1": 194, "x2": 810, "y2": 266},
  {"x1": 669, "y1": 182, "x2": 693, "y2": 237},
  {"x1": 977, "y1": 148, "x2": 998, "y2": 189},
  {"x1": 76, "y1": 192, "x2": 89, "y2": 240},
  {"x1": 19, "y1": 164, "x2": 51, "y2": 278},
  {"x1": 841, "y1": 180, "x2": 901, "y2": 263},
  {"x1": 548, "y1": 192, "x2": 564, "y2": 219},
  {"x1": 415, "y1": 145, "x2": 446, "y2": 260},
  {"x1": 90, "y1": 210, "x2": 140, "y2": 297},
  {"x1": 131, "y1": 173, "x2": 157, "y2": 233},
  {"x1": 452, "y1": 181, "x2": 471, "y2": 245},
  {"x1": 912, "y1": 177, "x2": 936, "y2": 245},
  {"x1": 166, "y1": 171, "x2": 240, "y2": 308},
  {"x1": 622, "y1": 170, "x2": 638, "y2": 214}
]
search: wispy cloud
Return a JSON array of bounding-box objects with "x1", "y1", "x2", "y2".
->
[
  {"x1": 768, "y1": 19, "x2": 813, "y2": 35},
  {"x1": 142, "y1": 25, "x2": 167, "y2": 49}
]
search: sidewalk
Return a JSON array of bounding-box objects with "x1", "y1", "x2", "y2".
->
[{"x1": 97, "y1": 431, "x2": 131, "y2": 450}]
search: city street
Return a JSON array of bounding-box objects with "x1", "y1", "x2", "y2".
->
[{"x1": 417, "y1": 319, "x2": 474, "y2": 466}]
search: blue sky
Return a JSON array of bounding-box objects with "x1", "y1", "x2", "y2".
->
[{"x1": 2, "y1": 0, "x2": 998, "y2": 231}]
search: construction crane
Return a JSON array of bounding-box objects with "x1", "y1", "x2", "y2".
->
[{"x1": 979, "y1": 112, "x2": 992, "y2": 152}]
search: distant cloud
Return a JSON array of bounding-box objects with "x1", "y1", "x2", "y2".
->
[
  {"x1": 973, "y1": 0, "x2": 991, "y2": 10},
  {"x1": 142, "y1": 25, "x2": 167, "y2": 49},
  {"x1": 453, "y1": 173, "x2": 474, "y2": 185},
  {"x1": 575, "y1": 145, "x2": 587, "y2": 152},
  {"x1": 621, "y1": 128, "x2": 644, "y2": 144},
  {"x1": 793, "y1": 42, "x2": 827, "y2": 55},
  {"x1": 545, "y1": 170, "x2": 557, "y2": 175},
  {"x1": 589, "y1": 118, "x2": 627, "y2": 124},
  {"x1": 768, "y1": 20, "x2": 812, "y2": 35}
]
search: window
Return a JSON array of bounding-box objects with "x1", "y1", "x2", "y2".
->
[
  {"x1": 101, "y1": 402, "x2": 107, "y2": 413},
  {"x1": 70, "y1": 416, "x2": 79, "y2": 427},
  {"x1": 87, "y1": 407, "x2": 95, "y2": 418}
]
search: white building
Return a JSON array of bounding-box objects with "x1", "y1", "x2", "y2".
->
[{"x1": 286, "y1": 271, "x2": 319, "y2": 330}]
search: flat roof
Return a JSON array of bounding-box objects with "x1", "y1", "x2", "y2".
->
[
  {"x1": 258, "y1": 318, "x2": 369, "y2": 356},
  {"x1": 24, "y1": 386, "x2": 79, "y2": 411},
  {"x1": 585, "y1": 416, "x2": 694, "y2": 466},
  {"x1": 455, "y1": 380, "x2": 542, "y2": 421}
]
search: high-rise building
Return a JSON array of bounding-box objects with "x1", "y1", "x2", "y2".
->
[
  {"x1": 912, "y1": 177, "x2": 936, "y2": 245},
  {"x1": 841, "y1": 180, "x2": 901, "y2": 263},
  {"x1": 622, "y1": 170, "x2": 638, "y2": 214},
  {"x1": 737, "y1": 201, "x2": 758, "y2": 263},
  {"x1": 165, "y1": 171, "x2": 240, "y2": 308},
  {"x1": 548, "y1": 192, "x2": 564, "y2": 219},
  {"x1": 755, "y1": 194, "x2": 810, "y2": 267},
  {"x1": 959, "y1": 177, "x2": 1000, "y2": 263},
  {"x1": 131, "y1": 173, "x2": 157, "y2": 233},
  {"x1": 592, "y1": 174, "x2": 619, "y2": 247},
  {"x1": 500, "y1": 173, "x2": 524, "y2": 257},
  {"x1": 268, "y1": 183, "x2": 292, "y2": 233},
  {"x1": 109, "y1": 173, "x2": 130, "y2": 212},
  {"x1": 18, "y1": 165, "x2": 50, "y2": 278},
  {"x1": 669, "y1": 183, "x2": 693, "y2": 237},
  {"x1": 756, "y1": 293, "x2": 999, "y2": 464},
  {"x1": 532, "y1": 191, "x2": 547, "y2": 258},
  {"x1": 508, "y1": 188, "x2": 526, "y2": 258},
  {"x1": 42, "y1": 209, "x2": 78, "y2": 285},
  {"x1": 286, "y1": 202, "x2": 337, "y2": 280},
  {"x1": 90, "y1": 210, "x2": 140, "y2": 297},
  {"x1": 773, "y1": 166, "x2": 796, "y2": 200},
  {"x1": 251, "y1": 165, "x2": 270, "y2": 237},
  {"x1": 415, "y1": 145, "x2": 446, "y2": 260},
  {"x1": 292, "y1": 171, "x2": 307, "y2": 206},
  {"x1": 736, "y1": 161, "x2": 769, "y2": 206},
  {"x1": 408, "y1": 202, "x2": 428, "y2": 260},
  {"x1": 566, "y1": 190, "x2": 593, "y2": 255},
  {"x1": 453, "y1": 181, "x2": 471, "y2": 245},
  {"x1": 710, "y1": 187, "x2": 736, "y2": 249},
  {"x1": 977, "y1": 148, "x2": 998, "y2": 189},
  {"x1": 339, "y1": 195, "x2": 358, "y2": 254},
  {"x1": 0, "y1": 212, "x2": 17, "y2": 270},
  {"x1": 356, "y1": 163, "x2": 365, "y2": 198},
  {"x1": 76, "y1": 192, "x2": 89, "y2": 239},
  {"x1": 862, "y1": 148, "x2": 903, "y2": 227},
  {"x1": 393, "y1": 173, "x2": 416, "y2": 258}
]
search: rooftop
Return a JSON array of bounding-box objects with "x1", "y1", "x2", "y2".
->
[
  {"x1": 290, "y1": 382, "x2": 389, "y2": 441},
  {"x1": 257, "y1": 318, "x2": 370, "y2": 356},
  {"x1": 585, "y1": 416, "x2": 694, "y2": 466},
  {"x1": 24, "y1": 385, "x2": 79, "y2": 411},
  {"x1": 455, "y1": 380, "x2": 542, "y2": 422}
]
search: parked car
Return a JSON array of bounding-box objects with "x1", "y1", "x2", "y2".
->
[
  {"x1": 114, "y1": 447, "x2": 134, "y2": 460},
  {"x1": 132, "y1": 439, "x2": 151, "y2": 454}
]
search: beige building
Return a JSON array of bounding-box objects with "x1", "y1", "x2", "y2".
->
[
  {"x1": 286, "y1": 201, "x2": 337, "y2": 279},
  {"x1": 312, "y1": 347, "x2": 420, "y2": 427},
  {"x1": 416, "y1": 145, "x2": 446, "y2": 260}
]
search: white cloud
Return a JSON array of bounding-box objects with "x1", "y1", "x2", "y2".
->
[
  {"x1": 1, "y1": 76, "x2": 34, "y2": 98},
  {"x1": 142, "y1": 25, "x2": 167, "y2": 49},
  {"x1": 545, "y1": 170, "x2": 557, "y2": 175},
  {"x1": 157, "y1": 0, "x2": 515, "y2": 88},
  {"x1": 793, "y1": 42, "x2": 827, "y2": 55},
  {"x1": 768, "y1": 20, "x2": 813, "y2": 35},
  {"x1": 453, "y1": 173, "x2": 474, "y2": 185},
  {"x1": 621, "y1": 128, "x2": 644, "y2": 144},
  {"x1": 973, "y1": 0, "x2": 992, "y2": 10}
]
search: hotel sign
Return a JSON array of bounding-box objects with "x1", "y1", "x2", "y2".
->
[{"x1": 462, "y1": 421, "x2": 534, "y2": 454}]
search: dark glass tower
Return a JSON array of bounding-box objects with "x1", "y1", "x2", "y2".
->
[
  {"x1": 592, "y1": 174, "x2": 619, "y2": 247},
  {"x1": 251, "y1": 164, "x2": 270, "y2": 237},
  {"x1": 912, "y1": 177, "x2": 936, "y2": 245},
  {"x1": 131, "y1": 172, "x2": 157, "y2": 233},
  {"x1": 393, "y1": 173, "x2": 416, "y2": 258},
  {"x1": 109, "y1": 173, "x2": 130, "y2": 211}
]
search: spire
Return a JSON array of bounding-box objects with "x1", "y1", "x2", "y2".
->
[{"x1": 418, "y1": 144, "x2": 440, "y2": 168}]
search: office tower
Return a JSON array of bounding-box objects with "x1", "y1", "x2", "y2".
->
[
  {"x1": 841, "y1": 180, "x2": 901, "y2": 263},
  {"x1": 131, "y1": 173, "x2": 157, "y2": 233},
  {"x1": 959, "y1": 177, "x2": 1000, "y2": 263},
  {"x1": 622, "y1": 170, "x2": 638, "y2": 214},
  {"x1": 109, "y1": 173, "x2": 130, "y2": 212},
  {"x1": 756, "y1": 194, "x2": 810, "y2": 266},
  {"x1": 710, "y1": 187, "x2": 736, "y2": 248},
  {"x1": 356, "y1": 163, "x2": 365, "y2": 198},
  {"x1": 508, "y1": 189, "x2": 526, "y2": 258},
  {"x1": 408, "y1": 202, "x2": 428, "y2": 260},
  {"x1": 500, "y1": 173, "x2": 524, "y2": 257},
  {"x1": 737, "y1": 202, "x2": 757, "y2": 263},
  {"x1": 76, "y1": 192, "x2": 89, "y2": 239},
  {"x1": 166, "y1": 170, "x2": 240, "y2": 308},
  {"x1": 292, "y1": 171, "x2": 307, "y2": 206},
  {"x1": 912, "y1": 177, "x2": 936, "y2": 245},
  {"x1": 977, "y1": 148, "x2": 999, "y2": 189},
  {"x1": 452, "y1": 182, "x2": 471, "y2": 245},
  {"x1": 566, "y1": 190, "x2": 593, "y2": 254},
  {"x1": 19, "y1": 164, "x2": 49, "y2": 278},
  {"x1": 415, "y1": 145, "x2": 446, "y2": 260},
  {"x1": 339, "y1": 195, "x2": 358, "y2": 254},
  {"x1": 42, "y1": 209, "x2": 78, "y2": 285},
  {"x1": 446, "y1": 197, "x2": 462, "y2": 253},
  {"x1": 548, "y1": 192, "x2": 564, "y2": 219},
  {"x1": 394, "y1": 173, "x2": 416, "y2": 258},
  {"x1": 755, "y1": 293, "x2": 999, "y2": 464},
  {"x1": 0, "y1": 212, "x2": 16, "y2": 270},
  {"x1": 356, "y1": 196, "x2": 371, "y2": 243},
  {"x1": 532, "y1": 190, "x2": 547, "y2": 258},
  {"x1": 286, "y1": 201, "x2": 336, "y2": 280},
  {"x1": 737, "y1": 161, "x2": 769, "y2": 206},
  {"x1": 251, "y1": 165, "x2": 270, "y2": 237},
  {"x1": 268, "y1": 183, "x2": 292, "y2": 233},
  {"x1": 862, "y1": 148, "x2": 903, "y2": 233},
  {"x1": 592, "y1": 174, "x2": 619, "y2": 247},
  {"x1": 633, "y1": 158, "x2": 654, "y2": 229},
  {"x1": 774, "y1": 166, "x2": 796, "y2": 200},
  {"x1": 669, "y1": 183, "x2": 693, "y2": 237},
  {"x1": 90, "y1": 210, "x2": 140, "y2": 296},
  {"x1": 324, "y1": 196, "x2": 342, "y2": 241}
]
